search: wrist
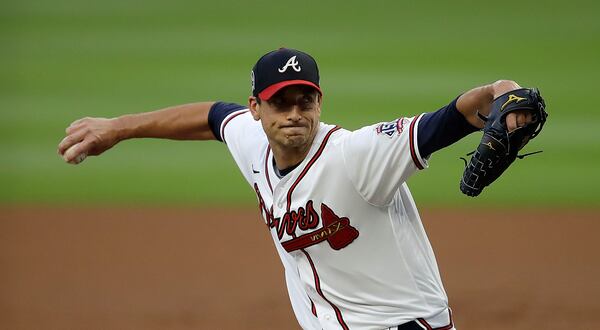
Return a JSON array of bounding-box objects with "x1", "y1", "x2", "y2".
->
[{"x1": 111, "y1": 115, "x2": 133, "y2": 141}]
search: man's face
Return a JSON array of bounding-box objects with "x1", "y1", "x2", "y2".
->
[{"x1": 249, "y1": 85, "x2": 322, "y2": 150}]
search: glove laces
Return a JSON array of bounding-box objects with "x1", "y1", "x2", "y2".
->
[{"x1": 460, "y1": 150, "x2": 543, "y2": 168}]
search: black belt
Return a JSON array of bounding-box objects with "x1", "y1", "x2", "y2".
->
[
  {"x1": 396, "y1": 314, "x2": 453, "y2": 330},
  {"x1": 396, "y1": 320, "x2": 427, "y2": 329}
]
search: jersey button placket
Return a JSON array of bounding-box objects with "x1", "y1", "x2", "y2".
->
[{"x1": 273, "y1": 186, "x2": 285, "y2": 209}]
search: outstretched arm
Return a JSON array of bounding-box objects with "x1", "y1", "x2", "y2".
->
[
  {"x1": 58, "y1": 102, "x2": 216, "y2": 164},
  {"x1": 417, "y1": 80, "x2": 533, "y2": 158}
]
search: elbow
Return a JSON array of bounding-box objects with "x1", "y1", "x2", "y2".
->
[
  {"x1": 493, "y1": 79, "x2": 518, "y2": 86},
  {"x1": 493, "y1": 79, "x2": 521, "y2": 88},
  {"x1": 491, "y1": 80, "x2": 521, "y2": 99}
]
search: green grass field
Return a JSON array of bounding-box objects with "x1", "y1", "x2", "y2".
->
[{"x1": 1, "y1": 0, "x2": 599, "y2": 207}]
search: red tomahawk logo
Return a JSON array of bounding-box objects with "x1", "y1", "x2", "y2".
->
[{"x1": 282, "y1": 203, "x2": 359, "y2": 252}]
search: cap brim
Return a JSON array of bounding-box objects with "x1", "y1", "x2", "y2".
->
[{"x1": 258, "y1": 80, "x2": 322, "y2": 100}]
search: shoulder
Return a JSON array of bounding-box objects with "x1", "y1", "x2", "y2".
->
[
  {"x1": 208, "y1": 102, "x2": 253, "y2": 143},
  {"x1": 317, "y1": 122, "x2": 348, "y2": 147},
  {"x1": 329, "y1": 116, "x2": 415, "y2": 145},
  {"x1": 219, "y1": 109, "x2": 264, "y2": 145}
]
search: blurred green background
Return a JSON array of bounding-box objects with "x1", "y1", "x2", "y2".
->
[{"x1": 1, "y1": 0, "x2": 598, "y2": 207}]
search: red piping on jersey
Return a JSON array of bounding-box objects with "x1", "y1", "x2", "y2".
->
[
  {"x1": 310, "y1": 299, "x2": 317, "y2": 316},
  {"x1": 417, "y1": 308, "x2": 454, "y2": 330},
  {"x1": 286, "y1": 126, "x2": 341, "y2": 210},
  {"x1": 417, "y1": 319, "x2": 433, "y2": 330},
  {"x1": 409, "y1": 114, "x2": 424, "y2": 170},
  {"x1": 283, "y1": 126, "x2": 347, "y2": 329},
  {"x1": 265, "y1": 146, "x2": 273, "y2": 193},
  {"x1": 300, "y1": 249, "x2": 349, "y2": 330},
  {"x1": 220, "y1": 110, "x2": 249, "y2": 144}
]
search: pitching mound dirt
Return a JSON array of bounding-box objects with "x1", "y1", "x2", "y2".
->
[{"x1": 1, "y1": 207, "x2": 598, "y2": 329}]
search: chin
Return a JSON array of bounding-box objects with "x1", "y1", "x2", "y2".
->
[{"x1": 283, "y1": 135, "x2": 309, "y2": 148}]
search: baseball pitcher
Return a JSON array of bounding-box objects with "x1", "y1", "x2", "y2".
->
[{"x1": 58, "y1": 48, "x2": 547, "y2": 329}]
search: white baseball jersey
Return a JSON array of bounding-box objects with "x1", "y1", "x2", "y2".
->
[{"x1": 217, "y1": 108, "x2": 450, "y2": 330}]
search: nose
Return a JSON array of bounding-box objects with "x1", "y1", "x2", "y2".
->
[{"x1": 287, "y1": 105, "x2": 302, "y2": 122}]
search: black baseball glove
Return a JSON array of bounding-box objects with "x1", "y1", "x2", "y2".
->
[{"x1": 460, "y1": 88, "x2": 548, "y2": 197}]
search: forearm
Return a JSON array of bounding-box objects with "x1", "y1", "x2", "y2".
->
[
  {"x1": 417, "y1": 97, "x2": 480, "y2": 158},
  {"x1": 58, "y1": 101, "x2": 218, "y2": 164},
  {"x1": 115, "y1": 101, "x2": 216, "y2": 141},
  {"x1": 416, "y1": 80, "x2": 521, "y2": 158},
  {"x1": 456, "y1": 80, "x2": 521, "y2": 129}
]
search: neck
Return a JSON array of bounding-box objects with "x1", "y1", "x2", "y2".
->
[
  {"x1": 270, "y1": 142, "x2": 312, "y2": 170},
  {"x1": 269, "y1": 124, "x2": 320, "y2": 170}
]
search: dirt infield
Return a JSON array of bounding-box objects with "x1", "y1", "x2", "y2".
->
[{"x1": 1, "y1": 207, "x2": 599, "y2": 330}]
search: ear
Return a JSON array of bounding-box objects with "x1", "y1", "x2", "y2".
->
[
  {"x1": 248, "y1": 96, "x2": 261, "y2": 121},
  {"x1": 316, "y1": 93, "x2": 323, "y2": 115}
]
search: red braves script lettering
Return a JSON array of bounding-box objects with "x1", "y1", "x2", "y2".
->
[
  {"x1": 255, "y1": 183, "x2": 275, "y2": 226},
  {"x1": 282, "y1": 204, "x2": 359, "y2": 252},
  {"x1": 254, "y1": 184, "x2": 359, "y2": 252}
]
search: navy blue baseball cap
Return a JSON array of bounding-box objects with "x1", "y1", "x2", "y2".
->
[{"x1": 251, "y1": 48, "x2": 321, "y2": 101}]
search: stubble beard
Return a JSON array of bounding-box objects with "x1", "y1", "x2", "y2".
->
[{"x1": 278, "y1": 127, "x2": 317, "y2": 155}]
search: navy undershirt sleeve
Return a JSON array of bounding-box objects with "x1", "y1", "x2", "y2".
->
[
  {"x1": 207, "y1": 102, "x2": 247, "y2": 142},
  {"x1": 417, "y1": 96, "x2": 480, "y2": 159}
]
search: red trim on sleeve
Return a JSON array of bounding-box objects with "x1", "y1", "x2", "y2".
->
[
  {"x1": 220, "y1": 110, "x2": 249, "y2": 144},
  {"x1": 409, "y1": 114, "x2": 424, "y2": 170}
]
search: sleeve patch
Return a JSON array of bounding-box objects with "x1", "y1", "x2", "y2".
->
[{"x1": 375, "y1": 118, "x2": 408, "y2": 138}]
